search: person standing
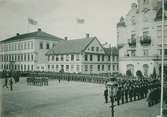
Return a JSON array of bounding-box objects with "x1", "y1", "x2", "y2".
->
[
  {"x1": 104, "y1": 88, "x2": 108, "y2": 103},
  {"x1": 9, "y1": 78, "x2": 13, "y2": 91},
  {"x1": 3, "y1": 78, "x2": 8, "y2": 88}
]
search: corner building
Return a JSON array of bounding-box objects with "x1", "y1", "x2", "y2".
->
[
  {"x1": 117, "y1": 0, "x2": 167, "y2": 77},
  {"x1": 0, "y1": 28, "x2": 63, "y2": 72}
]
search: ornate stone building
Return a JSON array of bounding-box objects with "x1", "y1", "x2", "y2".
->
[{"x1": 117, "y1": 0, "x2": 167, "y2": 77}]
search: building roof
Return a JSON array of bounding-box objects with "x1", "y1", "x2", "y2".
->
[
  {"x1": 0, "y1": 28, "x2": 63, "y2": 43},
  {"x1": 104, "y1": 47, "x2": 119, "y2": 56},
  {"x1": 46, "y1": 37, "x2": 95, "y2": 55}
]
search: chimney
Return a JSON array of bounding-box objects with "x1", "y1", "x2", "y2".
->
[
  {"x1": 86, "y1": 33, "x2": 90, "y2": 38},
  {"x1": 16, "y1": 33, "x2": 20, "y2": 36},
  {"x1": 38, "y1": 28, "x2": 42, "y2": 32},
  {"x1": 64, "y1": 36, "x2": 68, "y2": 40}
]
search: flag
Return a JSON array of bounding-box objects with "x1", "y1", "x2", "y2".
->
[
  {"x1": 28, "y1": 18, "x2": 38, "y2": 25},
  {"x1": 76, "y1": 18, "x2": 85, "y2": 24}
]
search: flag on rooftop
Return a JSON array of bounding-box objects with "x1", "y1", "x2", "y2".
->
[
  {"x1": 76, "y1": 18, "x2": 85, "y2": 24},
  {"x1": 28, "y1": 18, "x2": 38, "y2": 25}
]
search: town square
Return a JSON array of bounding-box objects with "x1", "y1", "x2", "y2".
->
[{"x1": 0, "y1": 0, "x2": 167, "y2": 117}]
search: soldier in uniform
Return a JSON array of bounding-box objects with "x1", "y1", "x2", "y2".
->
[
  {"x1": 125, "y1": 85, "x2": 129, "y2": 103},
  {"x1": 121, "y1": 86, "x2": 125, "y2": 104},
  {"x1": 104, "y1": 88, "x2": 108, "y2": 103},
  {"x1": 9, "y1": 78, "x2": 13, "y2": 91},
  {"x1": 116, "y1": 87, "x2": 121, "y2": 105}
]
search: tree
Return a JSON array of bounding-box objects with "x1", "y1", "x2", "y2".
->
[{"x1": 136, "y1": 70, "x2": 143, "y2": 79}]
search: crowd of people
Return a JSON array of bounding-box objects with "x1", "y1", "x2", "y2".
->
[{"x1": 104, "y1": 78, "x2": 161, "y2": 106}]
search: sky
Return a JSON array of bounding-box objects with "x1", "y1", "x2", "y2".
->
[{"x1": 0, "y1": 0, "x2": 136, "y2": 46}]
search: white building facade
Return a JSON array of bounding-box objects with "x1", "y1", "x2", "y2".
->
[
  {"x1": 0, "y1": 28, "x2": 63, "y2": 72},
  {"x1": 117, "y1": 0, "x2": 167, "y2": 77},
  {"x1": 46, "y1": 35, "x2": 119, "y2": 74}
]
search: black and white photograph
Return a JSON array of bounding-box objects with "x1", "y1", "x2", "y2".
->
[{"x1": 0, "y1": 0, "x2": 167, "y2": 117}]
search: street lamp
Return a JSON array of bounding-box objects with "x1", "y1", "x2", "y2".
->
[{"x1": 107, "y1": 81, "x2": 117, "y2": 117}]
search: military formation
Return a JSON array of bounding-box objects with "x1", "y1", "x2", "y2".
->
[
  {"x1": 27, "y1": 77, "x2": 48, "y2": 86},
  {"x1": 104, "y1": 78, "x2": 161, "y2": 106}
]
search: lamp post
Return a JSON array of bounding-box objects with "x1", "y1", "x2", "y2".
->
[{"x1": 107, "y1": 82, "x2": 116, "y2": 117}]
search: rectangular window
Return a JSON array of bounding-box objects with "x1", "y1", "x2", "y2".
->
[
  {"x1": 108, "y1": 56, "x2": 110, "y2": 61},
  {"x1": 31, "y1": 54, "x2": 34, "y2": 61},
  {"x1": 90, "y1": 54, "x2": 93, "y2": 61},
  {"x1": 85, "y1": 65, "x2": 88, "y2": 71},
  {"x1": 52, "y1": 65, "x2": 54, "y2": 69},
  {"x1": 108, "y1": 65, "x2": 111, "y2": 71},
  {"x1": 56, "y1": 55, "x2": 59, "y2": 61},
  {"x1": 85, "y1": 54, "x2": 88, "y2": 61},
  {"x1": 48, "y1": 56, "x2": 50, "y2": 61},
  {"x1": 76, "y1": 55, "x2": 80, "y2": 61},
  {"x1": 24, "y1": 54, "x2": 26, "y2": 61},
  {"x1": 91, "y1": 47, "x2": 94, "y2": 51},
  {"x1": 102, "y1": 65, "x2": 104, "y2": 71},
  {"x1": 90, "y1": 65, "x2": 93, "y2": 72},
  {"x1": 24, "y1": 42, "x2": 27, "y2": 50},
  {"x1": 113, "y1": 65, "x2": 115, "y2": 71},
  {"x1": 131, "y1": 50, "x2": 136, "y2": 56},
  {"x1": 28, "y1": 54, "x2": 30, "y2": 61},
  {"x1": 97, "y1": 65, "x2": 100, "y2": 71},
  {"x1": 48, "y1": 65, "x2": 50, "y2": 69},
  {"x1": 66, "y1": 65, "x2": 69, "y2": 71},
  {"x1": 71, "y1": 55, "x2": 74, "y2": 61},
  {"x1": 71, "y1": 65, "x2": 74, "y2": 71},
  {"x1": 56, "y1": 65, "x2": 59, "y2": 71},
  {"x1": 165, "y1": 49, "x2": 167, "y2": 55},
  {"x1": 61, "y1": 55, "x2": 64, "y2": 61},
  {"x1": 97, "y1": 55, "x2": 100, "y2": 61},
  {"x1": 102, "y1": 55, "x2": 104, "y2": 61},
  {"x1": 46, "y1": 43, "x2": 50, "y2": 49},
  {"x1": 40, "y1": 42, "x2": 43, "y2": 49},
  {"x1": 76, "y1": 65, "x2": 80, "y2": 71},
  {"x1": 52, "y1": 55, "x2": 54, "y2": 61},
  {"x1": 66, "y1": 55, "x2": 69, "y2": 61}
]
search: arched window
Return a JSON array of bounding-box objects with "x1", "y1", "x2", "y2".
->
[{"x1": 127, "y1": 64, "x2": 134, "y2": 75}]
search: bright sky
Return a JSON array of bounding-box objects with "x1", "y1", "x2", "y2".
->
[{"x1": 0, "y1": 0, "x2": 136, "y2": 46}]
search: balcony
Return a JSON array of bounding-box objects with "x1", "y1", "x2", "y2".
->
[
  {"x1": 140, "y1": 36, "x2": 151, "y2": 46},
  {"x1": 128, "y1": 39, "x2": 136, "y2": 48}
]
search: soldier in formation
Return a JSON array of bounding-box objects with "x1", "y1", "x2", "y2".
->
[{"x1": 105, "y1": 78, "x2": 160, "y2": 106}]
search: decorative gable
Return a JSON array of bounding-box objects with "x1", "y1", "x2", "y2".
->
[{"x1": 84, "y1": 38, "x2": 105, "y2": 54}]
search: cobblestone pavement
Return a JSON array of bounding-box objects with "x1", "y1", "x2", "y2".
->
[{"x1": 0, "y1": 78, "x2": 160, "y2": 117}]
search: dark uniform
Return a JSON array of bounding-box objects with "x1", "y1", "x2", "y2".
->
[
  {"x1": 104, "y1": 89, "x2": 108, "y2": 103},
  {"x1": 116, "y1": 87, "x2": 121, "y2": 105}
]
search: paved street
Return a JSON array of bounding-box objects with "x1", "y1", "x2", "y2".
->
[{"x1": 0, "y1": 78, "x2": 160, "y2": 117}]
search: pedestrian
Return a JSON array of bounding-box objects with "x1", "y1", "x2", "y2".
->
[
  {"x1": 3, "y1": 78, "x2": 8, "y2": 88},
  {"x1": 9, "y1": 78, "x2": 13, "y2": 91},
  {"x1": 104, "y1": 88, "x2": 108, "y2": 103}
]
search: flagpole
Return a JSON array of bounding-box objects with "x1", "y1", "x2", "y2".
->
[{"x1": 160, "y1": 0, "x2": 165, "y2": 116}]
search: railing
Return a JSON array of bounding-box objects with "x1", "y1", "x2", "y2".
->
[{"x1": 140, "y1": 36, "x2": 151, "y2": 46}]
